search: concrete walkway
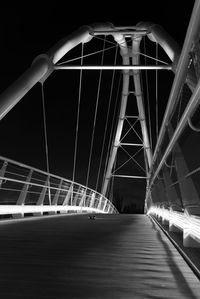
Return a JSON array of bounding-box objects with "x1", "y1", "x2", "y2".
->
[{"x1": 0, "y1": 214, "x2": 200, "y2": 298}]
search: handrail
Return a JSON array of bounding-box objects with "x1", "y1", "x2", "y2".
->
[
  {"x1": 0, "y1": 155, "x2": 117, "y2": 208},
  {"x1": 148, "y1": 206, "x2": 200, "y2": 247},
  {"x1": 0, "y1": 156, "x2": 118, "y2": 216},
  {"x1": 151, "y1": 0, "x2": 200, "y2": 167}
]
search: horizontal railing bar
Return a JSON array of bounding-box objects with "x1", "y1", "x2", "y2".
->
[
  {"x1": 91, "y1": 30, "x2": 147, "y2": 35},
  {"x1": 125, "y1": 116, "x2": 139, "y2": 119},
  {"x1": 120, "y1": 143, "x2": 143, "y2": 146},
  {"x1": 0, "y1": 155, "x2": 107, "y2": 202},
  {"x1": 0, "y1": 175, "x2": 118, "y2": 212},
  {"x1": 0, "y1": 155, "x2": 72, "y2": 183},
  {"x1": 0, "y1": 176, "x2": 73, "y2": 193},
  {"x1": 0, "y1": 176, "x2": 98, "y2": 198},
  {"x1": 54, "y1": 65, "x2": 172, "y2": 70},
  {"x1": 112, "y1": 175, "x2": 147, "y2": 179}
]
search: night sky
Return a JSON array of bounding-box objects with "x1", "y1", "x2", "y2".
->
[{"x1": 0, "y1": 1, "x2": 195, "y2": 211}]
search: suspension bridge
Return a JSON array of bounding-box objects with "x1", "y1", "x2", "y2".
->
[{"x1": 1, "y1": 1, "x2": 200, "y2": 298}]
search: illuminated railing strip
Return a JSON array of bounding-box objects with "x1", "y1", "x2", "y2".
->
[
  {"x1": 0, "y1": 205, "x2": 104, "y2": 215},
  {"x1": 148, "y1": 206, "x2": 200, "y2": 245}
]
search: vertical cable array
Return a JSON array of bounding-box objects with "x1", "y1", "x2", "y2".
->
[
  {"x1": 85, "y1": 37, "x2": 106, "y2": 188},
  {"x1": 41, "y1": 82, "x2": 51, "y2": 204},
  {"x1": 72, "y1": 43, "x2": 84, "y2": 184},
  {"x1": 155, "y1": 42, "x2": 158, "y2": 140},
  {"x1": 101, "y1": 73, "x2": 122, "y2": 192},
  {"x1": 143, "y1": 37, "x2": 153, "y2": 150},
  {"x1": 95, "y1": 44, "x2": 118, "y2": 191}
]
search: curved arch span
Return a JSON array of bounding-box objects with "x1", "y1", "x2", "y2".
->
[{"x1": 0, "y1": 22, "x2": 185, "y2": 121}]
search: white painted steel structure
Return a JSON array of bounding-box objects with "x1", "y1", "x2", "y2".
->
[
  {"x1": 0, "y1": 22, "x2": 177, "y2": 217},
  {"x1": 0, "y1": 0, "x2": 200, "y2": 252}
]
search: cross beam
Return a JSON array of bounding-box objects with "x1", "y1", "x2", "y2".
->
[{"x1": 54, "y1": 65, "x2": 172, "y2": 70}]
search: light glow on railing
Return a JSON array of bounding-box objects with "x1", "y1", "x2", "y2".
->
[
  {"x1": 148, "y1": 206, "x2": 200, "y2": 246},
  {"x1": 0, "y1": 205, "x2": 107, "y2": 215}
]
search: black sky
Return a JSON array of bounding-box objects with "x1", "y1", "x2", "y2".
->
[{"x1": 0, "y1": 1, "x2": 195, "y2": 209}]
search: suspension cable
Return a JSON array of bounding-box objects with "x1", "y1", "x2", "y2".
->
[
  {"x1": 72, "y1": 43, "x2": 84, "y2": 184},
  {"x1": 41, "y1": 82, "x2": 51, "y2": 204},
  {"x1": 92, "y1": 35, "x2": 169, "y2": 65},
  {"x1": 95, "y1": 44, "x2": 119, "y2": 191},
  {"x1": 143, "y1": 37, "x2": 152, "y2": 150},
  {"x1": 156, "y1": 42, "x2": 159, "y2": 140},
  {"x1": 85, "y1": 37, "x2": 106, "y2": 188},
  {"x1": 101, "y1": 73, "x2": 122, "y2": 191},
  {"x1": 57, "y1": 45, "x2": 116, "y2": 65}
]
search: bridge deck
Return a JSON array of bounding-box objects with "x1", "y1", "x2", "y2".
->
[{"x1": 0, "y1": 214, "x2": 200, "y2": 299}]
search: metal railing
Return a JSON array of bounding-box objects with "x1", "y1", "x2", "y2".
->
[
  {"x1": 146, "y1": 0, "x2": 200, "y2": 247},
  {"x1": 0, "y1": 155, "x2": 118, "y2": 218},
  {"x1": 148, "y1": 206, "x2": 200, "y2": 247}
]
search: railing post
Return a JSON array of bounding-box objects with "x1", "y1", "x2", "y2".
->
[
  {"x1": 52, "y1": 180, "x2": 63, "y2": 205},
  {"x1": 73, "y1": 185, "x2": 81, "y2": 206},
  {"x1": 107, "y1": 205, "x2": 113, "y2": 213},
  {"x1": 103, "y1": 199, "x2": 108, "y2": 212},
  {"x1": 79, "y1": 190, "x2": 86, "y2": 207},
  {"x1": 89, "y1": 192, "x2": 95, "y2": 208},
  {"x1": 34, "y1": 176, "x2": 49, "y2": 216},
  {"x1": 97, "y1": 196, "x2": 103, "y2": 210},
  {"x1": 36, "y1": 176, "x2": 49, "y2": 206},
  {"x1": 17, "y1": 169, "x2": 33, "y2": 205},
  {"x1": 62, "y1": 184, "x2": 73, "y2": 206},
  {"x1": 0, "y1": 161, "x2": 8, "y2": 187},
  {"x1": 12, "y1": 169, "x2": 33, "y2": 218}
]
